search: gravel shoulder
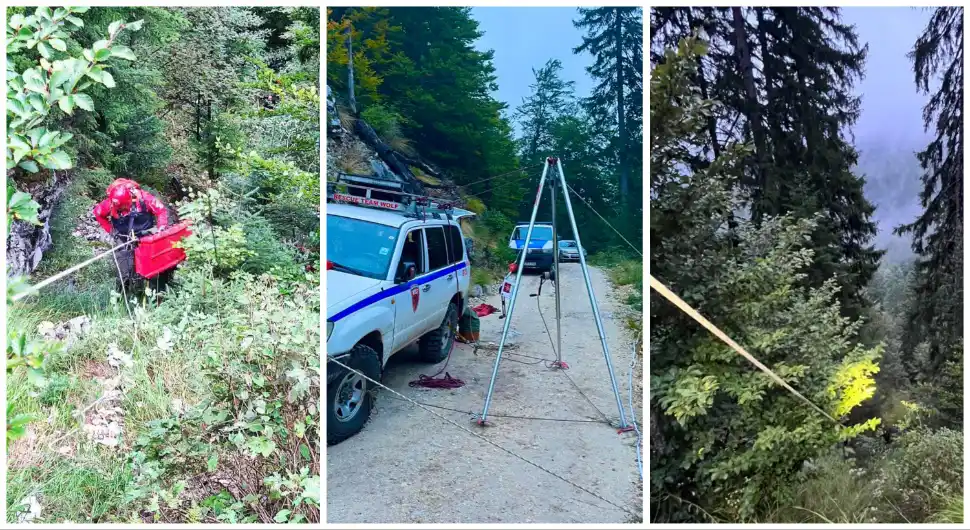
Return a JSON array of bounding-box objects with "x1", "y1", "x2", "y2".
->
[{"x1": 326, "y1": 263, "x2": 643, "y2": 524}]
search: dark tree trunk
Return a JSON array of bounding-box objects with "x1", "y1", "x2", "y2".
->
[
  {"x1": 615, "y1": 9, "x2": 629, "y2": 204},
  {"x1": 732, "y1": 6, "x2": 770, "y2": 222},
  {"x1": 687, "y1": 10, "x2": 721, "y2": 160},
  {"x1": 206, "y1": 100, "x2": 215, "y2": 179}
]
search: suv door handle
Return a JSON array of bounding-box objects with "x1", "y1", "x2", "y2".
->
[
  {"x1": 446, "y1": 274, "x2": 453, "y2": 281},
  {"x1": 422, "y1": 284, "x2": 431, "y2": 292}
]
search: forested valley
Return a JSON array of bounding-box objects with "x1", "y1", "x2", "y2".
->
[
  {"x1": 6, "y1": 7, "x2": 320, "y2": 523},
  {"x1": 326, "y1": 7, "x2": 643, "y2": 292},
  {"x1": 650, "y1": 7, "x2": 962, "y2": 523}
]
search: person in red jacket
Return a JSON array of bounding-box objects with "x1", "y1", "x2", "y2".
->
[{"x1": 93, "y1": 178, "x2": 169, "y2": 239}]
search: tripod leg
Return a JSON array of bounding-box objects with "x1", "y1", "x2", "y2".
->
[
  {"x1": 479, "y1": 159, "x2": 551, "y2": 425},
  {"x1": 554, "y1": 160, "x2": 629, "y2": 429},
  {"x1": 551, "y1": 177, "x2": 562, "y2": 366}
]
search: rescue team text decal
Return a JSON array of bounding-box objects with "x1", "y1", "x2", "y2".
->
[{"x1": 333, "y1": 193, "x2": 401, "y2": 210}]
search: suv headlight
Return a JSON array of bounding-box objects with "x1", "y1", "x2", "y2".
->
[{"x1": 327, "y1": 321, "x2": 334, "y2": 340}]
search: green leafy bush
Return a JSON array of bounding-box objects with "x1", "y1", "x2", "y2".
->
[
  {"x1": 118, "y1": 269, "x2": 320, "y2": 523},
  {"x1": 650, "y1": 36, "x2": 883, "y2": 521},
  {"x1": 881, "y1": 428, "x2": 963, "y2": 521},
  {"x1": 360, "y1": 103, "x2": 404, "y2": 139}
]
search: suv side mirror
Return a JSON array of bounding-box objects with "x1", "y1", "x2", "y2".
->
[{"x1": 396, "y1": 261, "x2": 417, "y2": 283}]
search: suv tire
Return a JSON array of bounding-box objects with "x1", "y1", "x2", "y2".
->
[
  {"x1": 327, "y1": 342, "x2": 381, "y2": 445},
  {"x1": 418, "y1": 303, "x2": 458, "y2": 363}
]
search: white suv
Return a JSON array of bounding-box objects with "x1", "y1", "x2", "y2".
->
[{"x1": 326, "y1": 202, "x2": 471, "y2": 444}]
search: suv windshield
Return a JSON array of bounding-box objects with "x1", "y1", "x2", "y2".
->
[
  {"x1": 512, "y1": 226, "x2": 553, "y2": 241},
  {"x1": 559, "y1": 241, "x2": 577, "y2": 248},
  {"x1": 327, "y1": 215, "x2": 397, "y2": 280}
]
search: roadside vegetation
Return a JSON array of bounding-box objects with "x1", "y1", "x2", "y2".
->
[{"x1": 6, "y1": 7, "x2": 320, "y2": 523}]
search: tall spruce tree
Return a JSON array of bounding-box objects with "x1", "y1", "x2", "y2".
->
[
  {"x1": 651, "y1": 7, "x2": 882, "y2": 317},
  {"x1": 515, "y1": 59, "x2": 575, "y2": 161},
  {"x1": 574, "y1": 7, "x2": 643, "y2": 211},
  {"x1": 895, "y1": 7, "x2": 964, "y2": 381}
]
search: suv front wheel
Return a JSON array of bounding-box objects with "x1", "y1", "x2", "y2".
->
[
  {"x1": 418, "y1": 303, "x2": 458, "y2": 363},
  {"x1": 327, "y1": 342, "x2": 381, "y2": 445}
]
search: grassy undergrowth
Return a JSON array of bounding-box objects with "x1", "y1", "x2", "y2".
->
[
  {"x1": 589, "y1": 248, "x2": 642, "y2": 319},
  {"x1": 759, "y1": 428, "x2": 963, "y2": 524},
  {"x1": 8, "y1": 267, "x2": 320, "y2": 523}
]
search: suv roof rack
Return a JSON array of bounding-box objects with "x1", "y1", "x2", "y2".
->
[{"x1": 328, "y1": 173, "x2": 462, "y2": 221}]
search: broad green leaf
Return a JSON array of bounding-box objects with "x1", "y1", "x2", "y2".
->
[
  {"x1": 82, "y1": 48, "x2": 94, "y2": 62},
  {"x1": 27, "y1": 93, "x2": 46, "y2": 113},
  {"x1": 206, "y1": 453, "x2": 218, "y2": 472},
  {"x1": 17, "y1": 159, "x2": 39, "y2": 173},
  {"x1": 8, "y1": 135, "x2": 31, "y2": 152},
  {"x1": 85, "y1": 68, "x2": 103, "y2": 83},
  {"x1": 7, "y1": 142, "x2": 30, "y2": 159},
  {"x1": 49, "y1": 66, "x2": 71, "y2": 89},
  {"x1": 273, "y1": 510, "x2": 291, "y2": 523},
  {"x1": 108, "y1": 21, "x2": 123, "y2": 36},
  {"x1": 37, "y1": 41, "x2": 52, "y2": 59},
  {"x1": 22, "y1": 68, "x2": 46, "y2": 93},
  {"x1": 300, "y1": 476, "x2": 320, "y2": 503},
  {"x1": 92, "y1": 39, "x2": 109, "y2": 52},
  {"x1": 66, "y1": 16, "x2": 83, "y2": 27},
  {"x1": 26, "y1": 127, "x2": 44, "y2": 147},
  {"x1": 111, "y1": 45, "x2": 136, "y2": 61},
  {"x1": 36, "y1": 6, "x2": 52, "y2": 21},
  {"x1": 57, "y1": 95, "x2": 74, "y2": 114},
  {"x1": 47, "y1": 150, "x2": 72, "y2": 169},
  {"x1": 72, "y1": 7, "x2": 89, "y2": 13},
  {"x1": 38, "y1": 129, "x2": 58, "y2": 148},
  {"x1": 48, "y1": 38, "x2": 66, "y2": 52},
  {"x1": 49, "y1": 132, "x2": 72, "y2": 148},
  {"x1": 74, "y1": 93, "x2": 94, "y2": 111},
  {"x1": 127, "y1": 19, "x2": 145, "y2": 31},
  {"x1": 9, "y1": 14, "x2": 25, "y2": 27},
  {"x1": 100, "y1": 70, "x2": 115, "y2": 88},
  {"x1": 94, "y1": 48, "x2": 111, "y2": 62},
  {"x1": 7, "y1": 98, "x2": 26, "y2": 116},
  {"x1": 27, "y1": 368, "x2": 47, "y2": 388}
]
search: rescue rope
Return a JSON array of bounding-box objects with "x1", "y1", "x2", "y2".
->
[
  {"x1": 10, "y1": 240, "x2": 133, "y2": 302},
  {"x1": 326, "y1": 355, "x2": 637, "y2": 517},
  {"x1": 409, "y1": 322, "x2": 466, "y2": 389},
  {"x1": 110, "y1": 244, "x2": 134, "y2": 320}
]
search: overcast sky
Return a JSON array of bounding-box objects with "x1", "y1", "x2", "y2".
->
[
  {"x1": 843, "y1": 7, "x2": 932, "y2": 148},
  {"x1": 842, "y1": 7, "x2": 933, "y2": 261},
  {"x1": 471, "y1": 7, "x2": 594, "y2": 134}
]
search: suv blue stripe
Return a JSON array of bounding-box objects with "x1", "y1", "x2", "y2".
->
[{"x1": 328, "y1": 261, "x2": 467, "y2": 322}]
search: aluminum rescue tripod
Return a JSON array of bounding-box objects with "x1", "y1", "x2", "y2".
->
[{"x1": 478, "y1": 157, "x2": 629, "y2": 429}]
